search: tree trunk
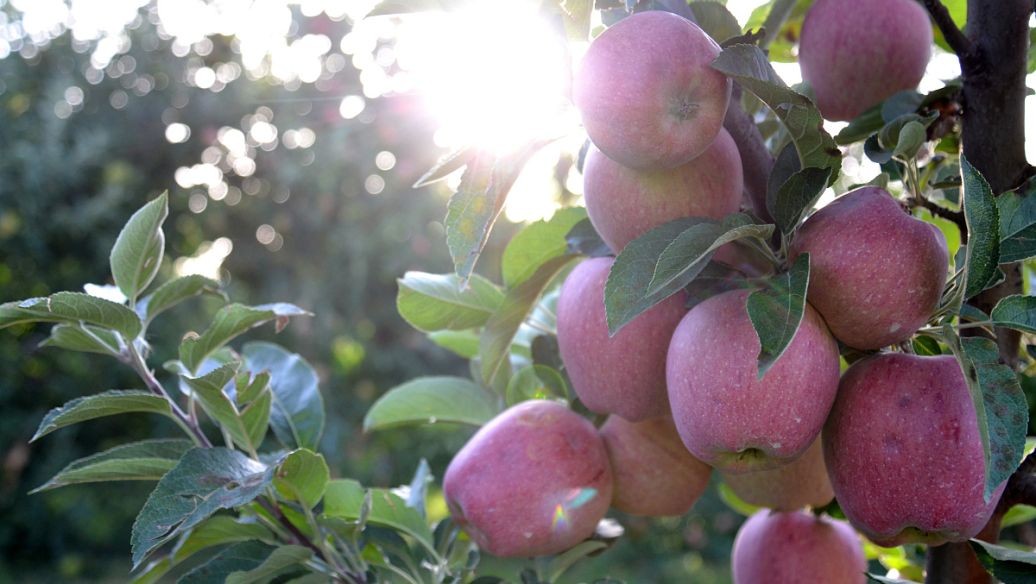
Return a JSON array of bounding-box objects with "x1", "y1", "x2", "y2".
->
[{"x1": 925, "y1": 1, "x2": 1034, "y2": 582}]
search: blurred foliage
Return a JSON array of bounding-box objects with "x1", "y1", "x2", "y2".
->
[{"x1": 0, "y1": 2, "x2": 738, "y2": 581}]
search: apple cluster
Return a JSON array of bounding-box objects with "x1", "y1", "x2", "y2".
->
[{"x1": 442, "y1": 6, "x2": 986, "y2": 581}]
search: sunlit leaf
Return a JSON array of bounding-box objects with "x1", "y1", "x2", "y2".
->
[
  {"x1": 0, "y1": 292, "x2": 142, "y2": 339},
  {"x1": 31, "y1": 439, "x2": 192, "y2": 492},
  {"x1": 426, "y1": 329, "x2": 480, "y2": 358},
  {"x1": 179, "y1": 303, "x2": 311, "y2": 374},
  {"x1": 32, "y1": 390, "x2": 173, "y2": 442},
  {"x1": 413, "y1": 146, "x2": 473, "y2": 188},
  {"x1": 110, "y1": 192, "x2": 168, "y2": 303},
  {"x1": 397, "y1": 272, "x2": 503, "y2": 332},
  {"x1": 274, "y1": 449, "x2": 329, "y2": 509},
  {"x1": 363, "y1": 376, "x2": 498, "y2": 430},
  {"x1": 140, "y1": 275, "x2": 224, "y2": 323},
  {"x1": 502, "y1": 207, "x2": 587, "y2": 288},
  {"x1": 39, "y1": 323, "x2": 122, "y2": 356},
  {"x1": 323, "y1": 479, "x2": 436, "y2": 555}
]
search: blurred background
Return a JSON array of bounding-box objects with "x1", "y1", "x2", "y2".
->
[{"x1": 0, "y1": 1, "x2": 1033, "y2": 582}]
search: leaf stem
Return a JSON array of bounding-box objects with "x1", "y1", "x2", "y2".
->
[{"x1": 124, "y1": 338, "x2": 212, "y2": 448}]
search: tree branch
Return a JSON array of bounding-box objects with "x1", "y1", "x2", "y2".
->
[
  {"x1": 723, "y1": 86, "x2": 775, "y2": 224},
  {"x1": 921, "y1": 0, "x2": 972, "y2": 56},
  {"x1": 911, "y1": 196, "x2": 967, "y2": 239}
]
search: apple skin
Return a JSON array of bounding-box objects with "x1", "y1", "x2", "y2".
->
[
  {"x1": 573, "y1": 11, "x2": 732, "y2": 170},
  {"x1": 732, "y1": 509, "x2": 866, "y2": 584},
  {"x1": 789, "y1": 187, "x2": 948, "y2": 350},
  {"x1": 557, "y1": 257, "x2": 687, "y2": 421},
  {"x1": 721, "y1": 437, "x2": 834, "y2": 511},
  {"x1": 666, "y1": 289, "x2": 840, "y2": 473},
  {"x1": 599, "y1": 415, "x2": 712, "y2": 516},
  {"x1": 823, "y1": 353, "x2": 1007, "y2": 547},
  {"x1": 799, "y1": 0, "x2": 932, "y2": 121},
  {"x1": 443, "y1": 400, "x2": 613, "y2": 558},
  {"x1": 583, "y1": 127, "x2": 743, "y2": 253}
]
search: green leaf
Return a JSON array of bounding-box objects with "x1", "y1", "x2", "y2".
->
[
  {"x1": 131, "y1": 447, "x2": 277, "y2": 568},
  {"x1": 242, "y1": 342, "x2": 325, "y2": 451},
  {"x1": 141, "y1": 275, "x2": 224, "y2": 323},
  {"x1": 323, "y1": 479, "x2": 436, "y2": 555},
  {"x1": 865, "y1": 575, "x2": 921, "y2": 584},
  {"x1": 835, "y1": 105, "x2": 884, "y2": 145},
  {"x1": 32, "y1": 439, "x2": 192, "y2": 492},
  {"x1": 961, "y1": 156, "x2": 1000, "y2": 300},
  {"x1": 182, "y1": 364, "x2": 267, "y2": 454},
  {"x1": 274, "y1": 449, "x2": 329, "y2": 509},
  {"x1": 647, "y1": 213, "x2": 774, "y2": 295},
  {"x1": 32, "y1": 390, "x2": 173, "y2": 442},
  {"x1": 479, "y1": 256, "x2": 573, "y2": 385},
  {"x1": 170, "y1": 515, "x2": 273, "y2": 570},
  {"x1": 559, "y1": 0, "x2": 593, "y2": 40},
  {"x1": 711, "y1": 44, "x2": 841, "y2": 178},
  {"x1": 110, "y1": 192, "x2": 168, "y2": 303},
  {"x1": 747, "y1": 253, "x2": 810, "y2": 378},
  {"x1": 687, "y1": 1, "x2": 742, "y2": 43},
  {"x1": 0, "y1": 292, "x2": 142, "y2": 339},
  {"x1": 444, "y1": 141, "x2": 550, "y2": 281},
  {"x1": 505, "y1": 365, "x2": 568, "y2": 406},
  {"x1": 605, "y1": 218, "x2": 707, "y2": 335},
  {"x1": 544, "y1": 540, "x2": 608, "y2": 583},
  {"x1": 225, "y1": 545, "x2": 311, "y2": 584},
  {"x1": 958, "y1": 337, "x2": 1029, "y2": 500},
  {"x1": 39, "y1": 323, "x2": 121, "y2": 357},
  {"x1": 179, "y1": 303, "x2": 311, "y2": 374},
  {"x1": 502, "y1": 207, "x2": 587, "y2": 288},
  {"x1": 991, "y1": 295, "x2": 1036, "y2": 334},
  {"x1": 772, "y1": 167, "x2": 833, "y2": 234},
  {"x1": 931, "y1": 0, "x2": 966, "y2": 53},
  {"x1": 997, "y1": 180, "x2": 1036, "y2": 263},
  {"x1": 426, "y1": 329, "x2": 480, "y2": 358},
  {"x1": 177, "y1": 541, "x2": 277, "y2": 584},
  {"x1": 413, "y1": 146, "x2": 473, "y2": 188},
  {"x1": 396, "y1": 272, "x2": 504, "y2": 332},
  {"x1": 1001, "y1": 504, "x2": 1036, "y2": 529},
  {"x1": 565, "y1": 217, "x2": 612, "y2": 258},
  {"x1": 745, "y1": 0, "x2": 811, "y2": 62},
  {"x1": 969, "y1": 539, "x2": 1036, "y2": 584},
  {"x1": 363, "y1": 376, "x2": 498, "y2": 430}
]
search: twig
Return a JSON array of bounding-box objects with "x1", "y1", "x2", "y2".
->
[
  {"x1": 922, "y1": 0, "x2": 972, "y2": 56},
  {"x1": 760, "y1": 0, "x2": 797, "y2": 49},
  {"x1": 125, "y1": 341, "x2": 213, "y2": 448},
  {"x1": 911, "y1": 196, "x2": 967, "y2": 239},
  {"x1": 723, "y1": 86, "x2": 776, "y2": 224}
]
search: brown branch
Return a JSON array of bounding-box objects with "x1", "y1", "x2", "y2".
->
[
  {"x1": 723, "y1": 86, "x2": 775, "y2": 224},
  {"x1": 921, "y1": 0, "x2": 972, "y2": 56},
  {"x1": 911, "y1": 197, "x2": 966, "y2": 239}
]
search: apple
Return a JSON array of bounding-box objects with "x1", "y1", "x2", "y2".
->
[
  {"x1": 799, "y1": 0, "x2": 932, "y2": 121},
  {"x1": 443, "y1": 400, "x2": 613, "y2": 557},
  {"x1": 573, "y1": 10, "x2": 731, "y2": 170},
  {"x1": 583, "y1": 127, "x2": 743, "y2": 253},
  {"x1": 666, "y1": 289, "x2": 840, "y2": 472},
  {"x1": 557, "y1": 257, "x2": 686, "y2": 421},
  {"x1": 789, "y1": 187, "x2": 949, "y2": 350},
  {"x1": 721, "y1": 437, "x2": 834, "y2": 511},
  {"x1": 732, "y1": 509, "x2": 866, "y2": 584},
  {"x1": 824, "y1": 353, "x2": 1006, "y2": 546},
  {"x1": 600, "y1": 415, "x2": 712, "y2": 516}
]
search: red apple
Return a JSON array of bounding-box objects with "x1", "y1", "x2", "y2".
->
[
  {"x1": 799, "y1": 0, "x2": 932, "y2": 121},
  {"x1": 583, "y1": 127, "x2": 743, "y2": 253},
  {"x1": 667, "y1": 289, "x2": 840, "y2": 472},
  {"x1": 789, "y1": 187, "x2": 948, "y2": 350},
  {"x1": 443, "y1": 400, "x2": 613, "y2": 557},
  {"x1": 732, "y1": 509, "x2": 866, "y2": 584},
  {"x1": 600, "y1": 415, "x2": 711, "y2": 516},
  {"x1": 824, "y1": 353, "x2": 1006, "y2": 546},
  {"x1": 721, "y1": 437, "x2": 834, "y2": 511},
  {"x1": 573, "y1": 11, "x2": 731, "y2": 170},
  {"x1": 557, "y1": 257, "x2": 686, "y2": 421}
]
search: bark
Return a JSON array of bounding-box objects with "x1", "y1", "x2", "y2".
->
[{"x1": 924, "y1": 1, "x2": 1035, "y2": 582}]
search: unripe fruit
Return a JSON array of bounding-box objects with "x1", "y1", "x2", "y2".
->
[
  {"x1": 789, "y1": 187, "x2": 948, "y2": 350},
  {"x1": 600, "y1": 415, "x2": 711, "y2": 516},
  {"x1": 573, "y1": 11, "x2": 731, "y2": 170},
  {"x1": 799, "y1": 0, "x2": 932, "y2": 121},
  {"x1": 732, "y1": 510, "x2": 866, "y2": 584},
  {"x1": 583, "y1": 128, "x2": 743, "y2": 253},
  {"x1": 667, "y1": 289, "x2": 840, "y2": 472},
  {"x1": 824, "y1": 353, "x2": 1006, "y2": 547},
  {"x1": 721, "y1": 437, "x2": 834, "y2": 511},
  {"x1": 557, "y1": 257, "x2": 686, "y2": 421},
  {"x1": 443, "y1": 400, "x2": 613, "y2": 557}
]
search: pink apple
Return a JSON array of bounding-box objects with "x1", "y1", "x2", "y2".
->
[
  {"x1": 732, "y1": 509, "x2": 866, "y2": 584},
  {"x1": 583, "y1": 127, "x2": 743, "y2": 253},
  {"x1": 573, "y1": 11, "x2": 732, "y2": 170},
  {"x1": 443, "y1": 400, "x2": 613, "y2": 557},
  {"x1": 799, "y1": 0, "x2": 932, "y2": 121},
  {"x1": 667, "y1": 289, "x2": 840, "y2": 472},
  {"x1": 600, "y1": 415, "x2": 711, "y2": 516},
  {"x1": 824, "y1": 353, "x2": 1006, "y2": 546},
  {"x1": 721, "y1": 437, "x2": 834, "y2": 511},
  {"x1": 557, "y1": 257, "x2": 686, "y2": 421},
  {"x1": 789, "y1": 187, "x2": 949, "y2": 350}
]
